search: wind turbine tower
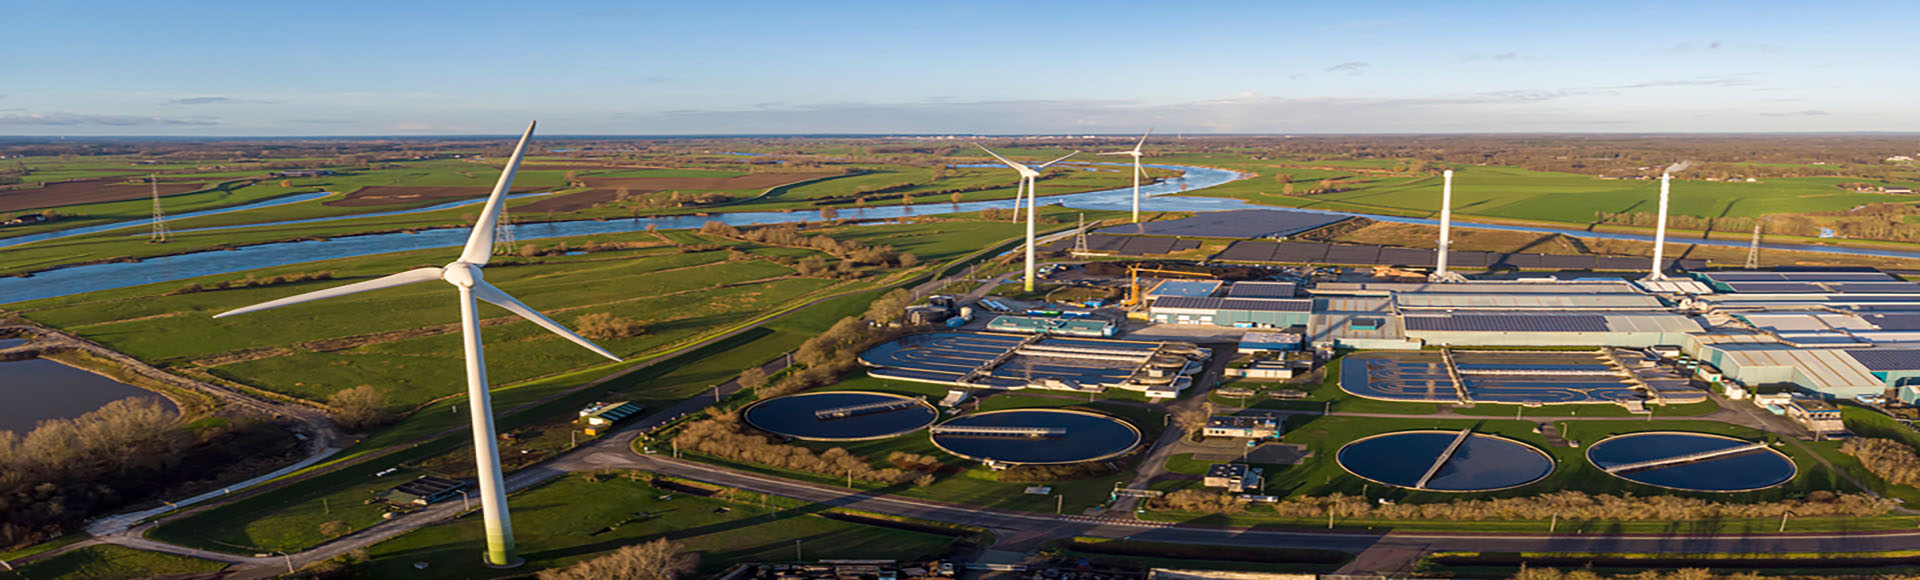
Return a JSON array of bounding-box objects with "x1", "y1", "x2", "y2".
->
[
  {"x1": 148, "y1": 174, "x2": 171, "y2": 243},
  {"x1": 213, "y1": 122, "x2": 618, "y2": 567},
  {"x1": 1098, "y1": 129, "x2": 1152, "y2": 223},
  {"x1": 978, "y1": 145, "x2": 1078, "y2": 292},
  {"x1": 1428, "y1": 170, "x2": 1465, "y2": 283}
]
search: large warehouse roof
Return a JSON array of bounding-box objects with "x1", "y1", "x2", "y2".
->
[
  {"x1": 1701, "y1": 271, "x2": 1897, "y2": 283},
  {"x1": 1846, "y1": 349, "x2": 1920, "y2": 372},
  {"x1": 1147, "y1": 280, "x2": 1222, "y2": 298},
  {"x1": 1095, "y1": 209, "x2": 1349, "y2": 239}
]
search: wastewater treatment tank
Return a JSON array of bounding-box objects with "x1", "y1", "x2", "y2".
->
[
  {"x1": 1337, "y1": 430, "x2": 1553, "y2": 492},
  {"x1": 930, "y1": 408, "x2": 1141, "y2": 465},
  {"x1": 1586, "y1": 432, "x2": 1795, "y2": 492},
  {"x1": 744, "y1": 391, "x2": 937, "y2": 441}
]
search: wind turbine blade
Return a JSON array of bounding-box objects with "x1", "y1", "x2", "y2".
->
[
  {"x1": 1134, "y1": 128, "x2": 1153, "y2": 152},
  {"x1": 470, "y1": 281, "x2": 621, "y2": 361},
  {"x1": 1036, "y1": 151, "x2": 1080, "y2": 169},
  {"x1": 974, "y1": 144, "x2": 1031, "y2": 173},
  {"x1": 213, "y1": 267, "x2": 444, "y2": 318},
  {"x1": 460, "y1": 121, "x2": 537, "y2": 266}
]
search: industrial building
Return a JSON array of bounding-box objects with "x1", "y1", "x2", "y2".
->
[
  {"x1": 984, "y1": 315, "x2": 1119, "y2": 337},
  {"x1": 1148, "y1": 296, "x2": 1312, "y2": 328},
  {"x1": 859, "y1": 332, "x2": 1207, "y2": 396},
  {"x1": 1203, "y1": 463, "x2": 1263, "y2": 492},
  {"x1": 1202, "y1": 415, "x2": 1282, "y2": 439}
]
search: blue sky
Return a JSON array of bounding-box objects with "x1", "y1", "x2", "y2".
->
[{"x1": 4, "y1": 0, "x2": 1915, "y2": 135}]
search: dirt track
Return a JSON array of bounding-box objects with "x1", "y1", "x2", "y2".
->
[
  {"x1": 516, "y1": 172, "x2": 838, "y2": 213},
  {"x1": 321, "y1": 185, "x2": 539, "y2": 207},
  {"x1": 0, "y1": 179, "x2": 208, "y2": 212}
]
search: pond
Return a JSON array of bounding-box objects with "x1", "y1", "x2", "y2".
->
[{"x1": 0, "y1": 351, "x2": 177, "y2": 434}]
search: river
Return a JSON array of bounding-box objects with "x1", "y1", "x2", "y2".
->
[{"x1": 3, "y1": 162, "x2": 1916, "y2": 305}]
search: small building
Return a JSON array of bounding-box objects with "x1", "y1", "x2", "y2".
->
[
  {"x1": 579, "y1": 401, "x2": 645, "y2": 436},
  {"x1": 380, "y1": 475, "x2": 467, "y2": 506},
  {"x1": 1899, "y1": 384, "x2": 1920, "y2": 405},
  {"x1": 1888, "y1": 187, "x2": 1915, "y2": 195},
  {"x1": 984, "y1": 315, "x2": 1117, "y2": 337},
  {"x1": 1203, "y1": 463, "x2": 1263, "y2": 492},
  {"x1": 274, "y1": 169, "x2": 335, "y2": 178},
  {"x1": 904, "y1": 305, "x2": 950, "y2": 325},
  {"x1": 1202, "y1": 415, "x2": 1282, "y2": 439},
  {"x1": 1785, "y1": 398, "x2": 1847, "y2": 436},
  {"x1": 1237, "y1": 331, "x2": 1302, "y2": 353}
]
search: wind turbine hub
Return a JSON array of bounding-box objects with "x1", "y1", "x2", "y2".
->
[{"x1": 443, "y1": 262, "x2": 482, "y2": 287}]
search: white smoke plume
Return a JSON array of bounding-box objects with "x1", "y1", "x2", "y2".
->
[{"x1": 1666, "y1": 160, "x2": 1694, "y2": 174}]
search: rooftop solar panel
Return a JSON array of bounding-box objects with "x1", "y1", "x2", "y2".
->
[
  {"x1": 1120, "y1": 237, "x2": 1178, "y2": 255},
  {"x1": 1227, "y1": 281, "x2": 1297, "y2": 298},
  {"x1": 1448, "y1": 251, "x2": 1491, "y2": 268},
  {"x1": 1825, "y1": 282, "x2": 1920, "y2": 293},
  {"x1": 1403, "y1": 314, "x2": 1611, "y2": 332},
  {"x1": 1846, "y1": 349, "x2": 1920, "y2": 371},
  {"x1": 1727, "y1": 282, "x2": 1828, "y2": 293},
  {"x1": 1866, "y1": 313, "x2": 1920, "y2": 331},
  {"x1": 1595, "y1": 256, "x2": 1646, "y2": 271},
  {"x1": 1091, "y1": 209, "x2": 1351, "y2": 239}
]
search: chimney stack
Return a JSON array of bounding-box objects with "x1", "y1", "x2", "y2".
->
[{"x1": 1429, "y1": 169, "x2": 1465, "y2": 283}]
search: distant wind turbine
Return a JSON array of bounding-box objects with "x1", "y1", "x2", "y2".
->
[
  {"x1": 1098, "y1": 129, "x2": 1152, "y2": 223},
  {"x1": 977, "y1": 144, "x2": 1078, "y2": 292},
  {"x1": 213, "y1": 121, "x2": 619, "y2": 568}
]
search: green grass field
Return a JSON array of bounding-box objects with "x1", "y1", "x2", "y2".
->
[
  {"x1": 348, "y1": 473, "x2": 959, "y2": 578},
  {"x1": 2, "y1": 544, "x2": 227, "y2": 580}
]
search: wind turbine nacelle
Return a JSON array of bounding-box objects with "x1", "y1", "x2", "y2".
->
[{"x1": 443, "y1": 262, "x2": 483, "y2": 287}]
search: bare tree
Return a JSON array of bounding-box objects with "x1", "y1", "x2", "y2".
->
[{"x1": 538, "y1": 538, "x2": 698, "y2": 580}]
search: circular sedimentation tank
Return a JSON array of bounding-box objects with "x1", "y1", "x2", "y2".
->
[
  {"x1": 1586, "y1": 432, "x2": 1795, "y2": 492},
  {"x1": 744, "y1": 391, "x2": 937, "y2": 441},
  {"x1": 931, "y1": 408, "x2": 1141, "y2": 465},
  {"x1": 1337, "y1": 430, "x2": 1553, "y2": 492}
]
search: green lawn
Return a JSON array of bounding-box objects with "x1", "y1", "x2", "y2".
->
[
  {"x1": 349, "y1": 473, "x2": 960, "y2": 578},
  {"x1": 2, "y1": 544, "x2": 227, "y2": 580}
]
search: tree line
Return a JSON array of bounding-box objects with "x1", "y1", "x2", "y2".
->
[
  {"x1": 0, "y1": 398, "x2": 304, "y2": 549},
  {"x1": 1840, "y1": 437, "x2": 1920, "y2": 488}
]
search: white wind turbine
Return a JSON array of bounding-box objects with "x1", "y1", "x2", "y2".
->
[
  {"x1": 977, "y1": 144, "x2": 1077, "y2": 292},
  {"x1": 1098, "y1": 129, "x2": 1152, "y2": 223},
  {"x1": 213, "y1": 121, "x2": 618, "y2": 568}
]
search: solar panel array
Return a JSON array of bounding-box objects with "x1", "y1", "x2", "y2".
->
[
  {"x1": 1226, "y1": 281, "x2": 1297, "y2": 298},
  {"x1": 1704, "y1": 271, "x2": 1895, "y2": 283},
  {"x1": 1147, "y1": 280, "x2": 1222, "y2": 298},
  {"x1": 1152, "y1": 296, "x2": 1312, "y2": 312},
  {"x1": 1846, "y1": 349, "x2": 1920, "y2": 371},
  {"x1": 1403, "y1": 314, "x2": 1611, "y2": 332},
  {"x1": 1724, "y1": 280, "x2": 1920, "y2": 294},
  {"x1": 1040, "y1": 234, "x2": 1201, "y2": 256},
  {"x1": 1213, "y1": 241, "x2": 1704, "y2": 271},
  {"x1": 1091, "y1": 209, "x2": 1351, "y2": 239},
  {"x1": 1865, "y1": 313, "x2": 1920, "y2": 331}
]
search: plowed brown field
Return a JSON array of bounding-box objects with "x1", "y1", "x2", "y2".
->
[
  {"x1": 516, "y1": 172, "x2": 838, "y2": 213},
  {"x1": 0, "y1": 179, "x2": 208, "y2": 212}
]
